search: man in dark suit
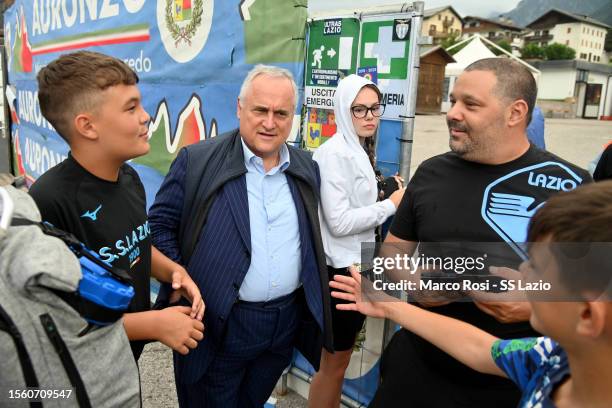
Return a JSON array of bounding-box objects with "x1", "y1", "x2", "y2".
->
[{"x1": 148, "y1": 65, "x2": 333, "y2": 408}]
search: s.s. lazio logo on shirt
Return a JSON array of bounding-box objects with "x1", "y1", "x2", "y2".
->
[
  {"x1": 98, "y1": 221, "x2": 150, "y2": 267},
  {"x1": 481, "y1": 161, "x2": 583, "y2": 260}
]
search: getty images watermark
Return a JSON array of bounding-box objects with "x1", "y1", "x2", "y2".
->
[
  {"x1": 371, "y1": 252, "x2": 550, "y2": 292},
  {"x1": 358, "y1": 242, "x2": 612, "y2": 302}
]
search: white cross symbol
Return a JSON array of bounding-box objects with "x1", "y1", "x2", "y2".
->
[
  {"x1": 363, "y1": 26, "x2": 405, "y2": 74},
  {"x1": 240, "y1": 0, "x2": 257, "y2": 21}
]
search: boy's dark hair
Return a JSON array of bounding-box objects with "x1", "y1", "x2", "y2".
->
[
  {"x1": 528, "y1": 181, "x2": 612, "y2": 243},
  {"x1": 465, "y1": 58, "x2": 537, "y2": 125},
  {"x1": 527, "y1": 181, "x2": 612, "y2": 296},
  {"x1": 37, "y1": 51, "x2": 139, "y2": 142}
]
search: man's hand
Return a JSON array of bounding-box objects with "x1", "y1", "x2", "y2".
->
[
  {"x1": 155, "y1": 306, "x2": 205, "y2": 355},
  {"x1": 389, "y1": 187, "x2": 406, "y2": 208},
  {"x1": 468, "y1": 266, "x2": 531, "y2": 323},
  {"x1": 168, "y1": 266, "x2": 205, "y2": 321},
  {"x1": 330, "y1": 266, "x2": 394, "y2": 319},
  {"x1": 417, "y1": 299, "x2": 452, "y2": 308},
  {"x1": 392, "y1": 174, "x2": 405, "y2": 188},
  {"x1": 473, "y1": 300, "x2": 531, "y2": 323}
]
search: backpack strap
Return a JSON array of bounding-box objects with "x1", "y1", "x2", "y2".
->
[
  {"x1": 40, "y1": 314, "x2": 92, "y2": 408},
  {"x1": 10, "y1": 217, "x2": 134, "y2": 326},
  {"x1": 10, "y1": 218, "x2": 132, "y2": 284},
  {"x1": 0, "y1": 304, "x2": 43, "y2": 408}
]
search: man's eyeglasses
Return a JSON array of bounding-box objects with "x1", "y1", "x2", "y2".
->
[{"x1": 350, "y1": 103, "x2": 385, "y2": 118}]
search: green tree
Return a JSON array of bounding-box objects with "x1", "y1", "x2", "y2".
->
[
  {"x1": 492, "y1": 39, "x2": 512, "y2": 56},
  {"x1": 521, "y1": 43, "x2": 544, "y2": 59},
  {"x1": 543, "y1": 43, "x2": 576, "y2": 60},
  {"x1": 441, "y1": 34, "x2": 466, "y2": 54}
]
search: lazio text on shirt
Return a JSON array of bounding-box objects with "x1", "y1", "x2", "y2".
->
[{"x1": 98, "y1": 221, "x2": 150, "y2": 266}]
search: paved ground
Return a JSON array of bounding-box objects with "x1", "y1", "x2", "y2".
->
[
  {"x1": 140, "y1": 116, "x2": 612, "y2": 408},
  {"x1": 140, "y1": 342, "x2": 307, "y2": 408}
]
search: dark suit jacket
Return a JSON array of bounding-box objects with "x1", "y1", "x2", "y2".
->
[{"x1": 148, "y1": 129, "x2": 333, "y2": 384}]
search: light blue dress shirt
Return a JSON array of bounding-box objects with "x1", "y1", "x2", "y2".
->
[{"x1": 239, "y1": 139, "x2": 302, "y2": 302}]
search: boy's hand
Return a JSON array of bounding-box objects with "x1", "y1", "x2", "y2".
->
[
  {"x1": 150, "y1": 247, "x2": 204, "y2": 320},
  {"x1": 329, "y1": 266, "x2": 390, "y2": 319},
  {"x1": 168, "y1": 266, "x2": 205, "y2": 321},
  {"x1": 156, "y1": 306, "x2": 205, "y2": 355}
]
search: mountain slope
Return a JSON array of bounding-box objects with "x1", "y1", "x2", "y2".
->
[{"x1": 502, "y1": 0, "x2": 610, "y2": 27}]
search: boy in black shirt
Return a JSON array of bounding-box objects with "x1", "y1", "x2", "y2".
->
[{"x1": 29, "y1": 51, "x2": 204, "y2": 360}]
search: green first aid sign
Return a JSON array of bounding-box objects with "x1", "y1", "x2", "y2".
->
[
  {"x1": 360, "y1": 19, "x2": 410, "y2": 80},
  {"x1": 306, "y1": 18, "x2": 360, "y2": 87}
]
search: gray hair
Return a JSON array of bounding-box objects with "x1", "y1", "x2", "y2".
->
[{"x1": 238, "y1": 64, "x2": 298, "y2": 107}]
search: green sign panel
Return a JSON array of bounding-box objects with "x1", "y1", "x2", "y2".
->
[
  {"x1": 305, "y1": 18, "x2": 360, "y2": 87},
  {"x1": 359, "y1": 19, "x2": 410, "y2": 80}
]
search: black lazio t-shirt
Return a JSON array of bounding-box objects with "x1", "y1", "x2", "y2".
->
[
  {"x1": 29, "y1": 154, "x2": 151, "y2": 359},
  {"x1": 389, "y1": 145, "x2": 591, "y2": 384}
]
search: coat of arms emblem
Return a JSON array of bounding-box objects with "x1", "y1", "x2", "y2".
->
[
  {"x1": 165, "y1": 0, "x2": 203, "y2": 46},
  {"x1": 158, "y1": 0, "x2": 213, "y2": 63}
]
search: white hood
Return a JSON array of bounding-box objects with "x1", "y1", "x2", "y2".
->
[
  {"x1": 313, "y1": 75, "x2": 395, "y2": 268},
  {"x1": 333, "y1": 74, "x2": 377, "y2": 167}
]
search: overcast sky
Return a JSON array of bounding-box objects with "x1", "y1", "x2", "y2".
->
[{"x1": 308, "y1": 0, "x2": 522, "y2": 18}]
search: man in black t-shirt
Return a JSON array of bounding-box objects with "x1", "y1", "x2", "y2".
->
[{"x1": 369, "y1": 58, "x2": 591, "y2": 408}]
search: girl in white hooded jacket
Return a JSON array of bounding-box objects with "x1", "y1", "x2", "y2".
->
[{"x1": 309, "y1": 75, "x2": 405, "y2": 407}]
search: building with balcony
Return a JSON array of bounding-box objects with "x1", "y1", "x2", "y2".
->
[
  {"x1": 525, "y1": 8, "x2": 610, "y2": 63},
  {"x1": 462, "y1": 16, "x2": 524, "y2": 54},
  {"x1": 440, "y1": 36, "x2": 540, "y2": 113},
  {"x1": 422, "y1": 6, "x2": 463, "y2": 45}
]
